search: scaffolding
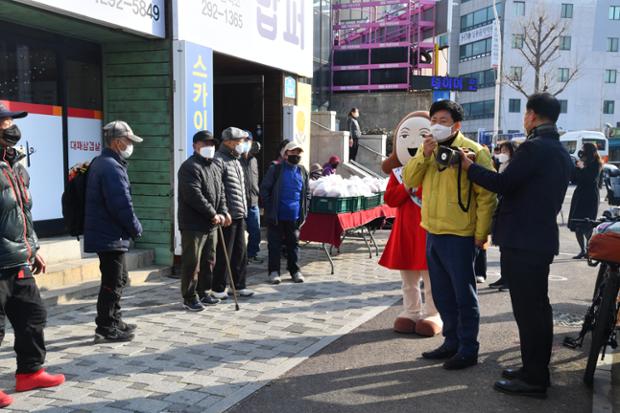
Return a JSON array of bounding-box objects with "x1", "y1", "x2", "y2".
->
[{"x1": 331, "y1": 0, "x2": 436, "y2": 92}]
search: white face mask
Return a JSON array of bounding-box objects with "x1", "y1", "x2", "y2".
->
[
  {"x1": 430, "y1": 123, "x2": 455, "y2": 143},
  {"x1": 200, "y1": 145, "x2": 215, "y2": 159},
  {"x1": 243, "y1": 141, "x2": 252, "y2": 154},
  {"x1": 119, "y1": 143, "x2": 134, "y2": 159},
  {"x1": 234, "y1": 142, "x2": 245, "y2": 155},
  {"x1": 497, "y1": 153, "x2": 509, "y2": 164}
]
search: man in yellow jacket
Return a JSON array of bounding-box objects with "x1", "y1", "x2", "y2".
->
[{"x1": 403, "y1": 100, "x2": 496, "y2": 370}]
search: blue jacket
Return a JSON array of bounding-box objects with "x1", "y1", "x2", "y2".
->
[
  {"x1": 84, "y1": 148, "x2": 142, "y2": 253},
  {"x1": 260, "y1": 162, "x2": 309, "y2": 227},
  {"x1": 467, "y1": 124, "x2": 573, "y2": 255}
]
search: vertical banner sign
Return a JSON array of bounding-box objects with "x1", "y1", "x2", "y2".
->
[
  {"x1": 296, "y1": 82, "x2": 312, "y2": 169},
  {"x1": 491, "y1": 19, "x2": 501, "y2": 69},
  {"x1": 184, "y1": 42, "x2": 214, "y2": 159}
]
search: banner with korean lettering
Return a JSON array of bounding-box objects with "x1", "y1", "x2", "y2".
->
[
  {"x1": 184, "y1": 42, "x2": 214, "y2": 159},
  {"x1": 175, "y1": 0, "x2": 313, "y2": 77}
]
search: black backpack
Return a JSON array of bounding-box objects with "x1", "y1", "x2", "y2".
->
[{"x1": 62, "y1": 159, "x2": 96, "y2": 237}]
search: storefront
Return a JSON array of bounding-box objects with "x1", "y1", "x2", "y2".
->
[{"x1": 0, "y1": 0, "x2": 173, "y2": 263}]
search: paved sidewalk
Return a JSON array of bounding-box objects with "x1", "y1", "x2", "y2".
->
[{"x1": 0, "y1": 236, "x2": 402, "y2": 413}]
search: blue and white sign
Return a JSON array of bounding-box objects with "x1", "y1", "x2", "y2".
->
[
  {"x1": 432, "y1": 90, "x2": 450, "y2": 102},
  {"x1": 184, "y1": 42, "x2": 214, "y2": 158},
  {"x1": 284, "y1": 76, "x2": 297, "y2": 99}
]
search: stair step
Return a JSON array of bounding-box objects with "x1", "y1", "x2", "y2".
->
[
  {"x1": 38, "y1": 236, "x2": 92, "y2": 264},
  {"x1": 35, "y1": 249, "x2": 155, "y2": 292}
]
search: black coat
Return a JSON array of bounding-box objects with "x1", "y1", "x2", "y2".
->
[
  {"x1": 0, "y1": 150, "x2": 38, "y2": 269},
  {"x1": 214, "y1": 148, "x2": 248, "y2": 220},
  {"x1": 567, "y1": 160, "x2": 601, "y2": 231},
  {"x1": 177, "y1": 153, "x2": 228, "y2": 233},
  {"x1": 467, "y1": 124, "x2": 573, "y2": 255}
]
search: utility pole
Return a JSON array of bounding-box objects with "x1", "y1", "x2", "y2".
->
[{"x1": 492, "y1": 0, "x2": 502, "y2": 146}]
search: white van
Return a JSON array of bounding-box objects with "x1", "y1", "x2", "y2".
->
[{"x1": 560, "y1": 131, "x2": 609, "y2": 163}]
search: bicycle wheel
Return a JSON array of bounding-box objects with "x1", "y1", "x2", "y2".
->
[{"x1": 584, "y1": 270, "x2": 620, "y2": 386}]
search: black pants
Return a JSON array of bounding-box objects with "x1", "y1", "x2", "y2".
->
[
  {"x1": 349, "y1": 138, "x2": 359, "y2": 162},
  {"x1": 500, "y1": 248, "x2": 554, "y2": 386},
  {"x1": 268, "y1": 221, "x2": 300, "y2": 275},
  {"x1": 0, "y1": 266, "x2": 47, "y2": 373},
  {"x1": 474, "y1": 247, "x2": 487, "y2": 279},
  {"x1": 181, "y1": 229, "x2": 217, "y2": 301},
  {"x1": 96, "y1": 251, "x2": 128, "y2": 335},
  {"x1": 213, "y1": 219, "x2": 247, "y2": 293}
]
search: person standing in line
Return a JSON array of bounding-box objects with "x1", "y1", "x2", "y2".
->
[
  {"x1": 212, "y1": 127, "x2": 255, "y2": 299},
  {"x1": 178, "y1": 130, "x2": 230, "y2": 312},
  {"x1": 84, "y1": 120, "x2": 143, "y2": 344},
  {"x1": 568, "y1": 142, "x2": 603, "y2": 259},
  {"x1": 241, "y1": 134, "x2": 263, "y2": 265},
  {"x1": 0, "y1": 104, "x2": 64, "y2": 408},
  {"x1": 347, "y1": 108, "x2": 362, "y2": 162},
  {"x1": 459, "y1": 93, "x2": 573, "y2": 398},
  {"x1": 260, "y1": 141, "x2": 310, "y2": 285}
]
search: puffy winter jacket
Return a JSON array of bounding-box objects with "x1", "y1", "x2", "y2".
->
[
  {"x1": 260, "y1": 162, "x2": 310, "y2": 227},
  {"x1": 240, "y1": 155, "x2": 259, "y2": 207},
  {"x1": 0, "y1": 150, "x2": 39, "y2": 269},
  {"x1": 178, "y1": 153, "x2": 228, "y2": 233},
  {"x1": 214, "y1": 148, "x2": 248, "y2": 220},
  {"x1": 84, "y1": 148, "x2": 142, "y2": 253}
]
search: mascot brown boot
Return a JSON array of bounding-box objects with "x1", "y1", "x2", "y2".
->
[
  {"x1": 414, "y1": 270, "x2": 442, "y2": 337},
  {"x1": 394, "y1": 270, "x2": 421, "y2": 334}
]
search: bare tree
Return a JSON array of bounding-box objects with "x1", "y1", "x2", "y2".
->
[{"x1": 505, "y1": 8, "x2": 579, "y2": 98}]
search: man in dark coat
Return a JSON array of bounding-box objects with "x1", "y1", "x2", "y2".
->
[
  {"x1": 459, "y1": 93, "x2": 573, "y2": 398},
  {"x1": 84, "y1": 120, "x2": 143, "y2": 343},
  {"x1": 260, "y1": 141, "x2": 310, "y2": 285},
  {"x1": 178, "y1": 130, "x2": 230, "y2": 311},
  {"x1": 212, "y1": 127, "x2": 255, "y2": 299},
  {"x1": 0, "y1": 104, "x2": 64, "y2": 407}
]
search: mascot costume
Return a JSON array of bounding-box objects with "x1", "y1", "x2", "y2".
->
[{"x1": 378, "y1": 111, "x2": 442, "y2": 337}]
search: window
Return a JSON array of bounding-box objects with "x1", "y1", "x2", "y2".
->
[
  {"x1": 459, "y1": 38, "x2": 493, "y2": 61},
  {"x1": 559, "y1": 100, "x2": 568, "y2": 113},
  {"x1": 509, "y1": 66, "x2": 523, "y2": 81},
  {"x1": 605, "y1": 69, "x2": 618, "y2": 83},
  {"x1": 461, "y1": 69, "x2": 496, "y2": 88},
  {"x1": 509, "y1": 99, "x2": 521, "y2": 113},
  {"x1": 608, "y1": 37, "x2": 619, "y2": 52},
  {"x1": 514, "y1": 1, "x2": 525, "y2": 16},
  {"x1": 610, "y1": 6, "x2": 620, "y2": 20},
  {"x1": 512, "y1": 34, "x2": 524, "y2": 49},
  {"x1": 462, "y1": 100, "x2": 495, "y2": 119},
  {"x1": 604, "y1": 100, "x2": 615, "y2": 114},
  {"x1": 460, "y1": 4, "x2": 504, "y2": 32},
  {"x1": 558, "y1": 68, "x2": 570, "y2": 82},
  {"x1": 561, "y1": 3, "x2": 573, "y2": 18},
  {"x1": 559, "y1": 36, "x2": 571, "y2": 51}
]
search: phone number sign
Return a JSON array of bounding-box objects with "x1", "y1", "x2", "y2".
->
[{"x1": 14, "y1": 0, "x2": 165, "y2": 38}]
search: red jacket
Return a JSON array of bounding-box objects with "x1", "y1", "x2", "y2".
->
[{"x1": 379, "y1": 172, "x2": 428, "y2": 270}]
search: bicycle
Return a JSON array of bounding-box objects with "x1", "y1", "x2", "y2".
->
[{"x1": 563, "y1": 215, "x2": 620, "y2": 387}]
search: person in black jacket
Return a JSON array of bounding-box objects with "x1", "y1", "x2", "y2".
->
[
  {"x1": 84, "y1": 120, "x2": 143, "y2": 343},
  {"x1": 240, "y1": 136, "x2": 263, "y2": 264},
  {"x1": 178, "y1": 130, "x2": 230, "y2": 311},
  {"x1": 212, "y1": 127, "x2": 255, "y2": 299},
  {"x1": 568, "y1": 142, "x2": 602, "y2": 259},
  {"x1": 459, "y1": 93, "x2": 573, "y2": 398},
  {"x1": 260, "y1": 141, "x2": 310, "y2": 285},
  {"x1": 347, "y1": 108, "x2": 362, "y2": 162},
  {"x1": 0, "y1": 104, "x2": 64, "y2": 407}
]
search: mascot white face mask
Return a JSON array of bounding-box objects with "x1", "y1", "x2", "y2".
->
[{"x1": 382, "y1": 111, "x2": 431, "y2": 174}]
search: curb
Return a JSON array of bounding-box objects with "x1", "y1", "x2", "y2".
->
[{"x1": 592, "y1": 347, "x2": 615, "y2": 413}]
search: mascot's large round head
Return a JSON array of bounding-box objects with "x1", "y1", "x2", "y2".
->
[{"x1": 381, "y1": 111, "x2": 431, "y2": 174}]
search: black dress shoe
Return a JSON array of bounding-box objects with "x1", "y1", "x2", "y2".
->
[
  {"x1": 572, "y1": 252, "x2": 586, "y2": 259},
  {"x1": 443, "y1": 354, "x2": 478, "y2": 370},
  {"x1": 422, "y1": 345, "x2": 458, "y2": 360},
  {"x1": 494, "y1": 379, "x2": 547, "y2": 399},
  {"x1": 502, "y1": 368, "x2": 523, "y2": 380},
  {"x1": 118, "y1": 322, "x2": 137, "y2": 333}
]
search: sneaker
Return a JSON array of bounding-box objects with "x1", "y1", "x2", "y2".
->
[
  {"x1": 248, "y1": 256, "x2": 264, "y2": 264},
  {"x1": 268, "y1": 272, "x2": 282, "y2": 285},
  {"x1": 291, "y1": 272, "x2": 305, "y2": 283},
  {"x1": 212, "y1": 291, "x2": 229, "y2": 300},
  {"x1": 118, "y1": 321, "x2": 137, "y2": 333},
  {"x1": 238, "y1": 289, "x2": 255, "y2": 297},
  {"x1": 476, "y1": 276, "x2": 486, "y2": 284},
  {"x1": 15, "y1": 369, "x2": 65, "y2": 392},
  {"x1": 183, "y1": 299, "x2": 205, "y2": 312},
  {"x1": 94, "y1": 328, "x2": 135, "y2": 344},
  {"x1": 199, "y1": 295, "x2": 220, "y2": 306},
  {"x1": 0, "y1": 389, "x2": 12, "y2": 407}
]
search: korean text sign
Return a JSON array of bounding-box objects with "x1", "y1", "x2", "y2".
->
[
  {"x1": 175, "y1": 0, "x2": 313, "y2": 77},
  {"x1": 185, "y1": 42, "x2": 214, "y2": 158}
]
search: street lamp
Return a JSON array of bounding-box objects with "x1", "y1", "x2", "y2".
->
[{"x1": 492, "y1": 0, "x2": 502, "y2": 146}]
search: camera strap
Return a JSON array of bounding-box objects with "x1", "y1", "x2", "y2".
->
[{"x1": 457, "y1": 156, "x2": 473, "y2": 213}]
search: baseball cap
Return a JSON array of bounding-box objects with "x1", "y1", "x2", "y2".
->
[
  {"x1": 103, "y1": 120, "x2": 143, "y2": 143},
  {"x1": 0, "y1": 102, "x2": 27, "y2": 119},
  {"x1": 281, "y1": 141, "x2": 303, "y2": 158},
  {"x1": 221, "y1": 127, "x2": 249, "y2": 141},
  {"x1": 193, "y1": 130, "x2": 215, "y2": 143}
]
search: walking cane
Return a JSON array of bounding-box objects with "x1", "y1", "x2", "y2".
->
[{"x1": 218, "y1": 224, "x2": 240, "y2": 311}]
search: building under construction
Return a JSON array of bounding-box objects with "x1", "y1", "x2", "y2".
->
[{"x1": 331, "y1": 0, "x2": 438, "y2": 92}]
